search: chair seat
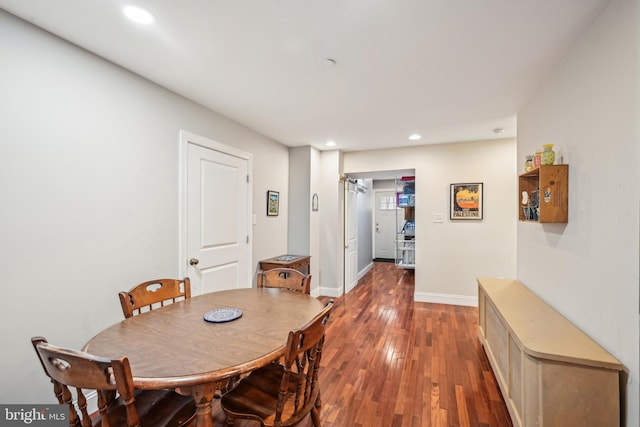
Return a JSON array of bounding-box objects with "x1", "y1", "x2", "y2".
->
[
  {"x1": 221, "y1": 363, "x2": 317, "y2": 426},
  {"x1": 93, "y1": 389, "x2": 195, "y2": 427}
]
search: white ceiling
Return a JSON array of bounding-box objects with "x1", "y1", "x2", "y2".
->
[{"x1": 0, "y1": 0, "x2": 607, "y2": 152}]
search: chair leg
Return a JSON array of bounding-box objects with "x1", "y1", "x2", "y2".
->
[
  {"x1": 311, "y1": 394, "x2": 322, "y2": 426},
  {"x1": 311, "y1": 407, "x2": 321, "y2": 427}
]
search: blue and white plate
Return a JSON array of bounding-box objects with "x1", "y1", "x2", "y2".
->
[{"x1": 203, "y1": 307, "x2": 243, "y2": 323}]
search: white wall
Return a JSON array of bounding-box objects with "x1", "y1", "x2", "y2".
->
[
  {"x1": 373, "y1": 179, "x2": 395, "y2": 191},
  {"x1": 0, "y1": 11, "x2": 290, "y2": 404},
  {"x1": 287, "y1": 145, "x2": 321, "y2": 293},
  {"x1": 318, "y1": 150, "x2": 343, "y2": 296},
  {"x1": 344, "y1": 138, "x2": 517, "y2": 304},
  {"x1": 517, "y1": 0, "x2": 639, "y2": 424},
  {"x1": 288, "y1": 146, "x2": 311, "y2": 255},
  {"x1": 309, "y1": 147, "x2": 321, "y2": 293}
]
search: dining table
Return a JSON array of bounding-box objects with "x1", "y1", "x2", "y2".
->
[{"x1": 83, "y1": 287, "x2": 325, "y2": 427}]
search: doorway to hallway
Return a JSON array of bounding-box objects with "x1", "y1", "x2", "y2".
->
[{"x1": 342, "y1": 169, "x2": 415, "y2": 291}]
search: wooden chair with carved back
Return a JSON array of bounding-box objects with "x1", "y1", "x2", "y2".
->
[
  {"x1": 220, "y1": 300, "x2": 333, "y2": 427},
  {"x1": 119, "y1": 278, "x2": 191, "y2": 318},
  {"x1": 31, "y1": 336, "x2": 195, "y2": 427},
  {"x1": 256, "y1": 268, "x2": 311, "y2": 295}
]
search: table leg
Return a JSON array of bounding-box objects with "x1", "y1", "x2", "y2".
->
[{"x1": 176, "y1": 383, "x2": 220, "y2": 427}]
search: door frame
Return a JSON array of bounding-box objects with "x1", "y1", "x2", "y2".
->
[
  {"x1": 178, "y1": 130, "x2": 253, "y2": 282},
  {"x1": 343, "y1": 177, "x2": 358, "y2": 294}
]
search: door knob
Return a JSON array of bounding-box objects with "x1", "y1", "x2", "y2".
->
[{"x1": 189, "y1": 258, "x2": 199, "y2": 266}]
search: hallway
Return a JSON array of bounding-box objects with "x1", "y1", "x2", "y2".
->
[{"x1": 317, "y1": 262, "x2": 512, "y2": 426}]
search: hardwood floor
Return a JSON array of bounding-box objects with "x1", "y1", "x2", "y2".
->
[{"x1": 213, "y1": 262, "x2": 512, "y2": 426}]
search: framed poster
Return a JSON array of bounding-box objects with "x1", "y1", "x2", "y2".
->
[
  {"x1": 267, "y1": 190, "x2": 279, "y2": 216},
  {"x1": 450, "y1": 183, "x2": 483, "y2": 220}
]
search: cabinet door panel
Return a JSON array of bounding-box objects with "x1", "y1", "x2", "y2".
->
[{"x1": 486, "y1": 302, "x2": 508, "y2": 382}]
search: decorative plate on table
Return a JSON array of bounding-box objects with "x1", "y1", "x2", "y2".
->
[
  {"x1": 275, "y1": 255, "x2": 298, "y2": 261},
  {"x1": 203, "y1": 307, "x2": 243, "y2": 323}
]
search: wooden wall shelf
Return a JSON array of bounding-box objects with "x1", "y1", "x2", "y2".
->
[{"x1": 518, "y1": 165, "x2": 568, "y2": 223}]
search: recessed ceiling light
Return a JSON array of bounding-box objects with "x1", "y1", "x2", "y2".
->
[
  {"x1": 493, "y1": 127, "x2": 505, "y2": 134},
  {"x1": 325, "y1": 140, "x2": 337, "y2": 147},
  {"x1": 408, "y1": 134, "x2": 422, "y2": 141},
  {"x1": 123, "y1": 5, "x2": 154, "y2": 25}
]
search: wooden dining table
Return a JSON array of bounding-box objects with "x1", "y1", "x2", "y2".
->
[{"x1": 83, "y1": 287, "x2": 325, "y2": 427}]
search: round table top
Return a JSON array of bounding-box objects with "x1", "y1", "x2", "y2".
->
[{"x1": 83, "y1": 287, "x2": 324, "y2": 389}]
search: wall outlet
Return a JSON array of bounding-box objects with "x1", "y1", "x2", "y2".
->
[{"x1": 433, "y1": 213, "x2": 444, "y2": 223}]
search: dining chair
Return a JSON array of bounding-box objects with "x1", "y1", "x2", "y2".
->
[
  {"x1": 31, "y1": 336, "x2": 195, "y2": 427},
  {"x1": 220, "y1": 300, "x2": 333, "y2": 427},
  {"x1": 119, "y1": 278, "x2": 191, "y2": 318},
  {"x1": 256, "y1": 268, "x2": 311, "y2": 295}
]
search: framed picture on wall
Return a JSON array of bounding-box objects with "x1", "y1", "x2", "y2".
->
[
  {"x1": 450, "y1": 183, "x2": 483, "y2": 220},
  {"x1": 267, "y1": 190, "x2": 279, "y2": 216}
]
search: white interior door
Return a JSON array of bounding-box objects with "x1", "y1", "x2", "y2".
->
[
  {"x1": 374, "y1": 190, "x2": 398, "y2": 259},
  {"x1": 181, "y1": 131, "x2": 252, "y2": 295},
  {"x1": 344, "y1": 181, "x2": 358, "y2": 293}
]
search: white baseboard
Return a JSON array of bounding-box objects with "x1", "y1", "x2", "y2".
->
[
  {"x1": 414, "y1": 292, "x2": 478, "y2": 307},
  {"x1": 344, "y1": 262, "x2": 374, "y2": 293},
  {"x1": 316, "y1": 287, "x2": 343, "y2": 298},
  {"x1": 357, "y1": 262, "x2": 374, "y2": 281},
  {"x1": 322, "y1": 262, "x2": 376, "y2": 296},
  {"x1": 84, "y1": 391, "x2": 99, "y2": 415}
]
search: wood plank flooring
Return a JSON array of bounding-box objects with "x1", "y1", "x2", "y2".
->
[{"x1": 212, "y1": 262, "x2": 512, "y2": 426}]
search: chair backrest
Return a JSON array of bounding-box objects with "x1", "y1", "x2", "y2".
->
[
  {"x1": 119, "y1": 278, "x2": 191, "y2": 318},
  {"x1": 276, "y1": 300, "x2": 333, "y2": 425},
  {"x1": 31, "y1": 336, "x2": 140, "y2": 427},
  {"x1": 256, "y1": 268, "x2": 311, "y2": 295}
]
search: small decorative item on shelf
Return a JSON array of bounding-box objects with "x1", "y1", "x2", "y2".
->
[
  {"x1": 520, "y1": 189, "x2": 539, "y2": 221},
  {"x1": 533, "y1": 151, "x2": 542, "y2": 168},
  {"x1": 524, "y1": 155, "x2": 534, "y2": 172},
  {"x1": 530, "y1": 190, "x2": 539, "y2": 221},
  {"x1": 541, "y1": 144, "x2": 555, "y2": 165}
]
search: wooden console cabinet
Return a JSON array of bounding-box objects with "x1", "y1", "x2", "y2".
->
[{"x1": 478, "y1": 277, "x2": 624, "y2": 427}]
